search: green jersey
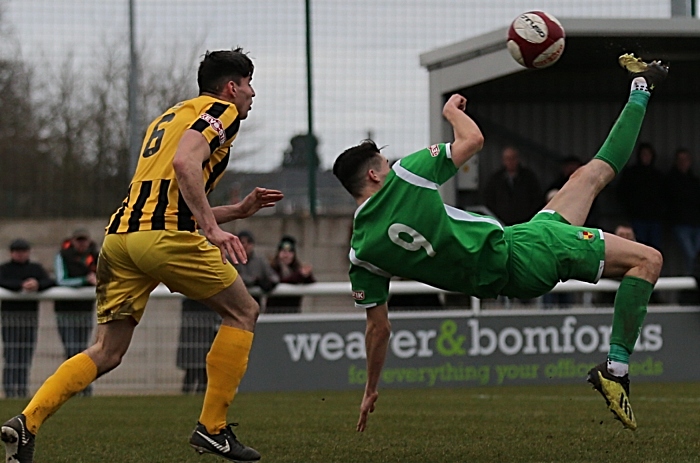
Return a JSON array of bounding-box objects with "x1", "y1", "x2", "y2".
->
[{"x1": 349, "y1": 143, "x2": 509, "y2": 308}]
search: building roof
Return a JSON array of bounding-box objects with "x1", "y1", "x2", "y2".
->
[{"x1": 420, "y1": 17, "x2": 700, "y2": 90}]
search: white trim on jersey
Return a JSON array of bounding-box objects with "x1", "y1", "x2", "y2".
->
[
  {"x1": 445, "y1": 143, "x2": 452, "y2": 159},
  {"x1": 349, "y1": 248, "x2": 393, "y2": 278},
  {"x1": 354, "y1": 197, "x2": 370, "y2": 219},
  {"x1": 444, "y1": 204, "x2": 504, "y2": 229},
  {"x1": 392, "y1": 163, "x2": 438, "y2": 190}
]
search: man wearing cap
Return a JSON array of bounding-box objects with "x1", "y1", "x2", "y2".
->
[
  {"x1": 53, "y1": 229, "x2": 99, "y2": 396},
  {"x1": 0, "y1": 239, "x2": 54, "y2": 398}
]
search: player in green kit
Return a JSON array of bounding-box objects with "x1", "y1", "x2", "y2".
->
[{"x1": 333, "y1": 54, "x2": 668, "y2": 432}]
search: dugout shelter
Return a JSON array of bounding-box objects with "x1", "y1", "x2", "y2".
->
[{"x1": 420, "y1": 17, "x2": 700, "y2": 227}]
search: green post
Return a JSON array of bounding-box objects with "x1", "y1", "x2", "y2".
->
[{"x1": 305, "y1": 0, "x2": 317, "y2": 217}]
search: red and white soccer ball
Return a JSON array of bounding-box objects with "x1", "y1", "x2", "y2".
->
[{"x1": 507, "y1": 11, "x2": 565, "y2": 69}]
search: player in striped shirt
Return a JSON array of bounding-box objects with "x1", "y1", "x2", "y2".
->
[{"x1": 2, "y1": 49, "x2": 280, "y2": 463}]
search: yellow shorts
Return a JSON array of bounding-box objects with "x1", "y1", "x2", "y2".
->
[{"x1": 96, "y1": 230, "x2": 237, "y2": 324}]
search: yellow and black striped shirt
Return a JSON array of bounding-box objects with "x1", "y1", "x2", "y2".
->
[{"x1": 107, "y1": 95, "x2": 240, "y2": 234}]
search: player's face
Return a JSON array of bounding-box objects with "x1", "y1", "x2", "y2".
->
[{"x1": 231, "y1": 76, "x2": 255, "y2": 119}]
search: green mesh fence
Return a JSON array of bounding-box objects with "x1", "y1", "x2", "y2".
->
[{"x1": 0, "y1": 0, "x2": 674, "y2": 217}]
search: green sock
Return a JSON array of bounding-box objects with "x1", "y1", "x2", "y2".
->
[
  {"x1": 593, "y1": 90, "x2": 649, "y2": 174},
  {"x1": 608, "y1": 276, "x2": 654, "y2": 364}
]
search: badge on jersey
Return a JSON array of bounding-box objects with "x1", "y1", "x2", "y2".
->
[
  {"x1": 200, "y1": 113, "x2": 227, "y2": 145},
  {"x1": 429, "y1": 144, "x2": 441, "y2": 157},
  {"x1": 352, "y1": 290, "x2": 366, "y2": 301},
  {"x1": 577, "y1": 230, "x2": 595, "y2": 241}
]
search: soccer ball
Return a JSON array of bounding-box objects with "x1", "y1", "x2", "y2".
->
[{"x1": 507, "y1": 11, "x2": 565, "y2": 69}]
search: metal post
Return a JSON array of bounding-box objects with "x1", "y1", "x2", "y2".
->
[
  {"x1": 127, "y1": 0, "x2": 141, "y2": 176},
  {"x1": 305, "y1": 0, "x2": 317, "y2": 217}
]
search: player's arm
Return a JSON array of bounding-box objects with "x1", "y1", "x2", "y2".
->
[
  {"x1": 211, "y1": 187, "x2": 284, "y2": 224},
  {"x1": 443, "y1": 94, "x2": 484, "y2": 169},
  {"x1": 357, "y1": 302, "x2": 391, "y2": 432},
  {"x1": 172, "y1": 129, "x2": 246, "y2": 264}
]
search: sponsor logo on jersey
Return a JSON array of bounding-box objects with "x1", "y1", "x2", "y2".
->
[
  {"x1": 577, "y1": 231, "x2": 595, "y2": 241},
  {"x1": 429, "y1": 144, "x2": 440, "y2": 157},
  {"x1": 352, "y1": 290, "x2": 365, "y2": 300},
  {"x1": 200, "y1": 113, "x2": 227, "y2": 144}
]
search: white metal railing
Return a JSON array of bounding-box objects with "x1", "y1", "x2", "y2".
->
[
  {"x1": 0, "y1": 277, "x2": 696, "y2": 396},
  {"x1": 0, "y1": 277, "x2": 696, "y2": 314}
]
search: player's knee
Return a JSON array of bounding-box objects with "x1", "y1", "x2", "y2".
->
[
  {"x1": 637, "y1": 247, "x2": 663, "y2": 281},
  {"x1": 572, "y1": 162, "x2": 612, "y2": 190},
  {"x1": 104, "y1": 351, "x2": 125, "y2": 371},
  {"x1": 220, "y1": 297, "x2": 259, "y2": 326},
  {"x1": 89, "y1": 346, "x2": 126, "y2": 376},
  {"x1": 646, "y1": 247, "x2": 663, "y2": 278},
  {"x1": 245, "y1": 298, "x2": 260, "y2": 323}
]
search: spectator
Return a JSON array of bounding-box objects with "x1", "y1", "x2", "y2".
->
[
  {"x1": 267, "y1": 235, "x2": 316, "y2": 313},
  {"x1": 176, "y1": 298, "x2": 220, "y2": 394},
  {"x1": 483, "y1": 145, "x2": 543, "y2": 225},
  {"x1": 664, "y1": 148, "x2": 700, "y2": 274},
  {"x1": 617, "y1": 142, "x2": 665, "y2": 250},
  {"x1": 614, "y1": 223, "x2": 637, "y2": 242},
  {"x1": 53, "y1": 228, "x2": 99, "y2": 396},
  {"x1": 233, "y1": 231, "x2": 279, "y2": 304},
  {"x1": 0, "y1": 239, "x2": 54, "y2": 398}
]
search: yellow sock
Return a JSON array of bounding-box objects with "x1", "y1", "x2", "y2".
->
[
  {"x1": 199, "y1": 325, "x2": 254, "y2": 434},
  {"x1": 22, "y1": 353, "x2": 97, "y2": 434}
]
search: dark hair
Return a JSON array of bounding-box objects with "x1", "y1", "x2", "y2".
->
[
  {"x1": 197, "y1": 48, "x2": 254, "y2": 95},
  {"x1": 636, "y1": 142, "x2": 656, "y2": 164},
  {"x1": 9, "y1": 239, "x2": 30, "y2": 251},
  {"x1": 332, "y1": 140, "x2": 383, "y2": 198},
  {"x1": 238, "y1": 230, "x2": 255, "y2": 243},
  {"x1": 273, "y1": 235, "x2": 300, "y2": 270}
]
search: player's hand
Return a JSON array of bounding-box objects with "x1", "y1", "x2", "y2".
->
[
  {"x1": 205, "y1": 227, "x2": 247, "y2": 265},
  {"x1": 356, "y1": 390, "x2": 379, "y2": 432},
  {"x1": 236, "y1": 187, "x2": 284, "y2": 218},
  {"x1": 444, "y1": 94, "x2": 467, "y2": 113}
]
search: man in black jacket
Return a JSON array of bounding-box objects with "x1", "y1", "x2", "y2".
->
[
  {"x1": 483, "y1": 145, "x2": 544, "y2": 226},
  {"x1": 0, "y1": 239, "x2": 54, "y2": 398}
]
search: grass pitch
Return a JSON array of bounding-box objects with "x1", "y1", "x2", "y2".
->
[{"x1": 1, "y1": 382, "x2": 699, "y2": 463}]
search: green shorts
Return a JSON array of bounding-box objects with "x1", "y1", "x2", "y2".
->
[{"x1": 499, "y1": 210, "x2": 606, "y2": 299}]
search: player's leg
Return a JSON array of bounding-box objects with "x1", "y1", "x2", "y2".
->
[
  {"x1": 587, "y1": 232, "x2": 663, "y2": 430},
  {"x1": 1, "y1": 318, "x2": 137, "y2": 463},
  {"x1": 600, "y1": 232, "x2": 662, "y2": 366},
  {"x1": 189, "y1": 277, "x2": 261, "y2": 462},
  {"x1": 544, "y1": 55, "x2": 668, "y2": 226},
  {"x1": 149, "y1": 231, "x2": 261, "y2": 461}
]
